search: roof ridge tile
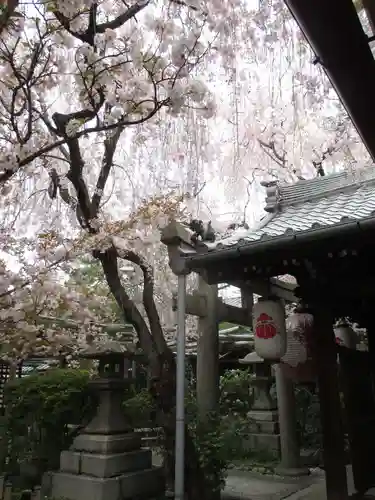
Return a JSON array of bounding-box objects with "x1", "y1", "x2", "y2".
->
[{"x1": 275, "y1": 166, "x2": 375, "y2": 209}]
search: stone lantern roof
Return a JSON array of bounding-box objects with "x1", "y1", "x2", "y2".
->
[{"x1": 79, "y1": 340, "x2": 141, "y2": 359}]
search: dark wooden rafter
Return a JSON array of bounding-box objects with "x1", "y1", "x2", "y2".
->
[
  {"x1": 284, "y1": 0, "x2": 375, "y2": 161},
  {"x1": 362, "y1": 0, "x2": 375, "y2": 36},
  {"x1": 293, "y1": 247, "x2": 375, "y2": 323}
]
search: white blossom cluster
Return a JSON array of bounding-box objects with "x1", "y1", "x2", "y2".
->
[{"x1": 0, "y1": 0, "x2": 370, "y2": 365}]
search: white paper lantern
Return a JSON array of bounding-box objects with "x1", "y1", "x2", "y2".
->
[
  {"x1": 281, "y1": 309, "x2": 315, "y2": 382},
  {"x1": 334, "y1": 321, "x2": 358, "y2": 349},
  {"x1": 253, "y1": 298, "x2": 286, "y2": 361}
]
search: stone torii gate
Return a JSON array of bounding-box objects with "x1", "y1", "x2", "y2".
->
[
  {"x1": 162, "y1": 221, "x2": 306, "y2": 475},
  {"x1": 177, "y1": 276, "x2": 253, "y2": 418}
]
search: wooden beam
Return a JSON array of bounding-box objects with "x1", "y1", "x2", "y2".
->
[
  {"x1": 217, "y1": 300, "x2": 252, "y2": 327},
  {"x1": 362, "y1": 0, "x2": 375, "y2": 35},
  {"x1": 285, "y1": 0, "x2": 375, "y2": 162},
  {"x1": 175, "y1": 293, "x2": 252, "y2": 327},
  {"x1": 230, "y1": 277, "x2": 298, "y2": 303},
  {"x1": 241, "y1": 285, "x2": 254, "y2": 311}
]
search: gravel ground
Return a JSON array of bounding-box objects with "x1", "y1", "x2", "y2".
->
[{"x1": 222, "y1": 469, "x2": 323, "y2": 500}]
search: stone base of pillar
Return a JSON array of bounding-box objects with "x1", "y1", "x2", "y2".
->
[
  {"x1": 42, "y1": 432, "x2": 165, "y2": 500},
  {"x1": 274, "y1": 465, "x2": 310, "y2": 477},
  {"x1": 245, "y1": 410, "x2": 281, "y2": 459}
]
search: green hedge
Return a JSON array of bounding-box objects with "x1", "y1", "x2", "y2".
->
[
  {"x1": 0, "y1": 366, "x2": 322, "y2": 492},
  {"x1": 0, "y1": 369, "x2": 96, "y2": 485},
  {"x1": 0, "y1": 369, "x2": 159, "y2": 486}
]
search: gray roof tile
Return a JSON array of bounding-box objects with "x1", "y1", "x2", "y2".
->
[{"x1": 212, "y1": 167, "x2": 375, "y2": 250}]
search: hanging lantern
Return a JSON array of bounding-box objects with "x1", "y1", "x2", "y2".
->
[
  {"x1": 252, "y1": 298, "x2": 286, "y2": 361},
  {"x1": 280, "y1": 306, "x2": 315, "y2": 383},
  {"x1": 334, "y1": 320, "x2": 358, "y2": 349}
]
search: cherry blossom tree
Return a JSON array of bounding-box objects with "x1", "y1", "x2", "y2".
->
[
  {"x1": 0, "y1": 0, "x2": 373, "y2": 496},
  {"x1": 128, "y1": 0, "x2": 372, "y2": 230},
  {"x1": 0, "y1": 0, "x2": 253, "y2": 493}
]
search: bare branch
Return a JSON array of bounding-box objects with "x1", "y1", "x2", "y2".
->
[
  {"x1": 258, "y1": 137, "x2": 286, "y2": 168},
  {"x1": 92, "y1": 126, "x2": 124, "y2": 216},
  {"x1": 0, "y1": 100, "x2": 165, "y2": 186},
  {"x1": 96, "y1": 247, "x2": 161, "y2": 361},
  {"x1": 53, "y1": 1, "x2": 150, "y2": 46},
  {"x1": 242, "y1": 175, "x2": 254, "y2": 224},
  {"x1": 64, "y1": 137, "x2": 94, "y2": 230},
  {"x1": 111, "y1": 237, "x2": 167, "y2": 354}
]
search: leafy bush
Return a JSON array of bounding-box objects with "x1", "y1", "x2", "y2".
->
[
  {"x1": 294, "y1": 384, "x2": 322, "y2": 450},
  {"x1": 0, "y1": 364, "x2": 324, "y2": 492},
  {"x1": 189, "y1": 412, "x2": 228, "y2": 494},
  {"x1": 1, "y1": 369, "x2": 96, "y2": 485},
  {"x1": 123, "y1": 387, "x2": 157, "y2": 428},
  {"x1": 219, "y1": 369, "x2": 254, "y2": 417}
]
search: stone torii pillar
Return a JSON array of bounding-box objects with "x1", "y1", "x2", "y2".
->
[
  {"x1": 274, "y1": 365, "x2": 308, "y2": 476},
  {"x1": 162, "y1": 221, "x2": 253, "y2": 420},
  {"x1": 196, "y1": 276, "x2": 219, "y2": 418},
  {"x1": 178, "y1": 278, "x2": 253, "y2": 419},
  {"x1": 161, "y1": 222, "x2": 304, "y2": 474}
]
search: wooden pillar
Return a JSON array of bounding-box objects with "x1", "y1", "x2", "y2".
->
[
  {"x1": 366, "y1": 321, "x2": 375, "y2": 374},
  {"x1": 241, "y1": 286, "x2": 254, "y2": 312},
  {"x1": 196, "y1": 276, "x2": 220, "y2": 419},
  {"x1": 312, "y1": 306, "x2": 348, "y2": 500}
]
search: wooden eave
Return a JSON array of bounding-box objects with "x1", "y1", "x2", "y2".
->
[
  {"x1": 284, "y1": 0, "x2": 375, "y2": 161},
  {"x1": 187, "y1": 215, "x2": 375, "y2": 281}
]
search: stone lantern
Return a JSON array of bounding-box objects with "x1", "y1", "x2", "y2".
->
[
  {"x1": 239, "y1": 351, "x2": 280, "y2": 458},
  {"x1": 240, "y1": 351, "x2": 276, "y2": 411},
  {"x1": 45, "y1": 340, "x2": 164, "y2": 500},
  {"x1": 78, "y1": 341, "x2": 138, "y2": 436}
]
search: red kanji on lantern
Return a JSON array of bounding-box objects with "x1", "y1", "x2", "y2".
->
[{"x1": 255, "y1": 312, "x2": 277, "y2": 339}]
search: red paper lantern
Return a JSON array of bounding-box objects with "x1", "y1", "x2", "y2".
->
[
  {"x1": 253, "y1": 298, "x2": 286, "y2": 361},
  {"x1": 280, "y1": 308, "x2": 315, "y2": 382}
]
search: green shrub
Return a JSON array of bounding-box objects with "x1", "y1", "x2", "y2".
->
[
  {"x1": 1, "y1": 369, "x2": 96, "y2": 485},
  {"x1": 189, "y1": 412, "x2": 228, "y2": 494},
  {"x1": 219, "y1": 369, "x2": 254, "y2": 417},
  {"x1": 122, "y1": 388, "x2": 157, "y2": 428},
  {"x1": 294, "y1": 384, "x2": 322, "y2": 450}
]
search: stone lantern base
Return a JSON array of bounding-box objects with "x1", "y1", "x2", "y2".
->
[
  {"x1": 239, "y1": 353, "x2": 281, "y2": 459},
  {"x1": 245, "y1": 409, "x2": 281, "y2": 459},
  {"x1": 42, "y1": 375, "x2": 165, "y2": 500},
  {"x1": 43, "y1": 431, "x2": 164, "y2": 500}
]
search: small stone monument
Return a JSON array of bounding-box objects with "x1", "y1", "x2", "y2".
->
[
  {"x1": 239, "y1": 351, "x2": 281, "y2": 458},
  {"x1": 44, "y1": 341, "x2": 164, "y2": 500}
]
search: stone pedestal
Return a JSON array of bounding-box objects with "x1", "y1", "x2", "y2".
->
[
  {"x1": 245, "y1": 409, "x2": 281, "y2": 458},
  {"x1": 46, "y1": 433, "x2": 164, "y2": 500},
  {"x1": 240, "y1": 352, "x2": 281, "y2": 459},
  {"x1": 45, "y1": 348, "x2": 164, "y2": 500}
]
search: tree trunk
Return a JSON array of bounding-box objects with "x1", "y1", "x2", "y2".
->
[
  {"x1": 97, "y1": 248, "x2": 209, "y2": 500},
  {"x1": 0, "y1": 0, "x2": 20, "y2": 35}
]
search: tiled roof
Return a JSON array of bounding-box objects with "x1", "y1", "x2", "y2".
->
[
  {"x1": 211, "y1": 167, "x2": 375, "y2": 251},
  {"x1": 223, "y1": 295, "x2": 242, "y2": 308}
]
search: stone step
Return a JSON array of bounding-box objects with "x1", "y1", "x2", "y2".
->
[
  {"x1": 48, "y1": 466, "x2": 165, "y2": 500},
  {"x1": 60, "y1": 448, "x2": 152, "y2": 478}
]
